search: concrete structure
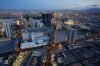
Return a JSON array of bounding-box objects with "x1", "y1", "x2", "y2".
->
[
  {"x1": 35, "y1": 19, "x2": 44, "y2": 28},
  {"x1": 31, "y1": 32, "x2": 43, "y2": 41},
  {"x1": 0, "y1": 40, "x2": 16, "y2": 54},
  {"x1": 56, "y1": 20, "x2": 62, "y2": 30},
  {"x1": 0, "y1": 22, "x2": 4, "y2": 36},
  {"x1": 79, "y1": 24, "x2": 90, "y2": 30},
  {"x1": 63, "y1": 19, "x2": 74, "y2": 29},
  {"x1": 22, "y1": 27, "x2": 51, "y2": 42},
  {"x1": 64, "y1": 19, "x2": 74, "y2": 26},
  {"x1": 42, "y1": 13, "x2": 52, "y2": 27},
  {"x1": 0, "y1": 19, "x2": 17, "y2": 38},
  {"x1": 21, "y1": 36, "x2": 49, "y2": 49},
  {"x1": 29, "y1": 18, "x2": 44, "y2": 28},
  {"x1": 22, "y1": 18, "x2": 27, "y2": 29},
  {"x1": 68, "y1": 29, "x2": 77, "y2": 44},
  {"x1": 3, "y1": 22, "x2": 11, "y2": 38}
]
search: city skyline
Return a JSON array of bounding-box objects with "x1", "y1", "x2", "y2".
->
[{"x1": 0, "y1": 0, "x2": 100, "y2": 10}]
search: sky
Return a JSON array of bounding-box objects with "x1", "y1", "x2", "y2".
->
[{"x1": 0, "y1": 0, "x2": 100, "y2": 10}]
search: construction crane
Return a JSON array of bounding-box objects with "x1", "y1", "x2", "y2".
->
[
  {"x1": 45, "y1": 13, "x2": 57, "y2": 66},
  {"x1": 15, "y1": 13, "x2": 23, "y2": 52}
]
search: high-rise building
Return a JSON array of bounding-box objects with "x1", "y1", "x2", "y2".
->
[
  {"x1": 22, "y1": 18, "x2": 27, "y2": 29},
  {"x1": 0, "y1": 22, "x2": 4, "y2": 36},
  {"x1": 56, "y1": 20, "x2": 62, "y2": 30},
  {"x1": 29, "y1": 18, "x2": 44, "y2": 28},
  {"x1": 1, "y1": 19, "x2": 15, "y2": 38},
  {"x1": 3, "y1": 22, "x2": 11, "y2": 38},
  {"x1": 68, "y1": 29, "x2": 77, "y2": 44},
  {"x1": 42, "y1": 13, "x2": 52, "y2": 27},
  {"x1": 0, "y1": 19, "x2": 21, "y2": 39}
]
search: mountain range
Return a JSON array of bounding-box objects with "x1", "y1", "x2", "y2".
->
[
  {"x1": 0, "y1": 5, "x2": 100, "y2": 13},
  {"x1": 64, "y1": 5, "x2": 100, "y2": 13}
]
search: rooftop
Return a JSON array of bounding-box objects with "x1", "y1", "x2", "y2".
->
[{"x1": 0, "y1": 40, "x2": 16, "y2": 55}]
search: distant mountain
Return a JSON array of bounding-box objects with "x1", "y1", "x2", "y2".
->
[
  {"x1": 0, "y1": 5, "x2": 100, "y2": 13},
  {"x1": 58, "y1": 5, "x2": 100, "y2": 13},
  {"x1": 86, "y1": 5, "x2": 100, "y2": 9},
  {"x1": 82, "y1": 8, "x2": 100, "y2": 13},
  {"x1": 71, "y1": 5, "x2": 100, "y2": 13}
]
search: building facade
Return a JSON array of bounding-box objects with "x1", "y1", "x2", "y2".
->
[
  {"x1": 42, "y1": 13, "x2": 52, "y2": 27},
  {"x1": 68, "y1": 29, "x2": 77, "y2": 44}
]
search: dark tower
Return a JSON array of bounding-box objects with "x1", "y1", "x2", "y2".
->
[{"x1": 42, "y1": 13, "x2": 52, "y2": 27}]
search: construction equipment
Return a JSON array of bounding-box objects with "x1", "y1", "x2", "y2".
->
[
  {"x1": 15, "y1": 13, "x2": 23, "y2": 52},
  {"x1": 45, "y1": 13, "x2": 57, "y2": 66}
]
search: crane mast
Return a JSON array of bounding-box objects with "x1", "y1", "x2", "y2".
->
[
  {"x1": 45, "y1": 13, "x2": 57, "y2": 66},
  {"x1": 15, "y1": 13, "x2": 23, "y2": 52}
]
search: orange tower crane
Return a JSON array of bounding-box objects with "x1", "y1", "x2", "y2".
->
[
  {"x1": 45, "y1": 13, "x2": 57, "y2": 66},
  {"x1": 15, "y1": 13, "x2": 23, "y2": 52}
]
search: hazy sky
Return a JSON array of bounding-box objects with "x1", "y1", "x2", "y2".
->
[{"x1": 0, "y1": 0, "x2": 100, "y2": 10}]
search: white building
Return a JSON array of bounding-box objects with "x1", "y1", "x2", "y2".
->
[
  {"x1": 29, "y1": 18, "x2": 36, "y2": 28},
  {"x1": 68, "y1": 29, "x2": 77, "y2": 44},
  {"x1": 22, "y1": 18, "x2": 27, "y2": 29},
  {"x1": 33, "y1": 19, "x2": 44, "y2": 28},
  {"x1": 22, "y1": 32, "x2": 44, "y2": 42},
  {"x1": 56, "y1": 20, "x2": 62, "y2": 30},
  {"x1": 0, "y1": 19, "x2": 17, "y2": 38},
  {"x1": 22, "y1": 18, "x2": 44, "y2": 29},
  {"x1": 31, "y1": 32, "x2": 43, "y2": 41},
  {"x1": 37, "y1": 21, "x2": 44, "y2": 28},
  {"x1": 3, "y1": 22, "x2": 11, "y2": 38},
  {"x1": 21, "y1": 34, "x2": 49, "y2": 49},
  {"x1": 29, "y1": 18, "x2": 44, "y2": 28}
]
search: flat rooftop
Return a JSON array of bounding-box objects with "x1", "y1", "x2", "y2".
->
[{"x1": 0, "y1": 40, "x2": 16, "y2": 55}]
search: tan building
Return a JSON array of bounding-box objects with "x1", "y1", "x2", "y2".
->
[{"x1": 0, "y1": 22, "x2": 3, "y2": 36}]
